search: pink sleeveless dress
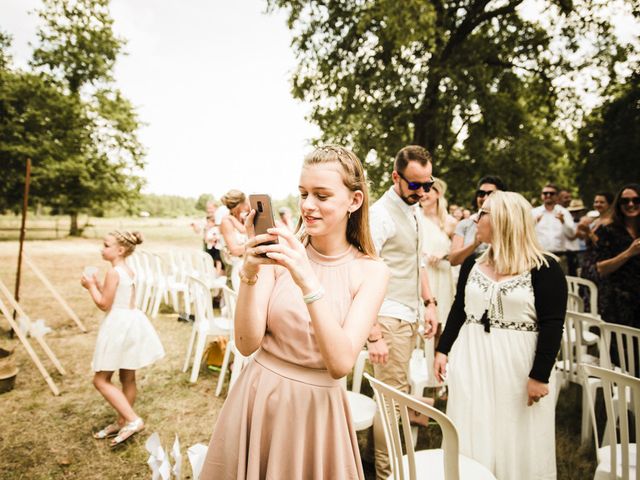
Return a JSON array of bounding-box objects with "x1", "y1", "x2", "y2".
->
[{"x1": 200, "y1": 244, "x2": 365, "y2": 480}]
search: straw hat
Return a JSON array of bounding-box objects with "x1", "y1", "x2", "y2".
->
[{"x1": 568, "y1": 199, "x2": 587, "y2": 212}]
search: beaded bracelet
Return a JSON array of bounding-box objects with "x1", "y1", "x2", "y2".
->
[{"x1": 303, "y1": 286, "x2": 325, "y2": 304}]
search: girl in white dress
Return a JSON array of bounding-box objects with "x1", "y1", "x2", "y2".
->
[
  {"x1": 81, "y1": 230, "x2": 165, "y2": 447},
  {"x1": 434, "y1": 192, "x2": 567, "y2": 479}
]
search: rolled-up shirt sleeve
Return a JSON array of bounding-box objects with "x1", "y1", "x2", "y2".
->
[{"x1": 369, "y1": 204, "x2": 395, "y2": 256}]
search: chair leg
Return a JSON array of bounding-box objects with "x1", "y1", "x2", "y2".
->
[
  {"x1": 170, "y1": 288, "x2": 179, "y2": 313},
  {"x1": 215, "y1": 341, "x2": 233, "y2": 397},
  {"x1": 183, "y1": 326, "x2": 198, "y2": 373},
  {"x1": 150, "y1": 286, "x2": 164, "y2": 318},
  {"x1": 184, "y1": 290, "x2": 191, "y2": 317},
  {"x1": 580, "y1": 386, "x2": 592, "y2": 446},
  {"x1": 190, "y1": 335, "x2": 206, "y2": 383}
]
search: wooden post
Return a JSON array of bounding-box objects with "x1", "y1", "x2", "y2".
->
[
  {"x1": 0, "y1": 297, "x2": 60, "y2": 396},
  {"x1": 23, "y1": 255, "x2": 87, "y2": 333},
  {"x1": 14, "y1": 158, "x2": 31, "y2": 313}
]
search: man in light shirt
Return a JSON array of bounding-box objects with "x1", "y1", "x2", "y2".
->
[
  {"x1": 368, "y1": 145, "x2": 439, "y2": 479},
  {"x1": 532, "y1": 183, "x2": 577, "y2": 264}
]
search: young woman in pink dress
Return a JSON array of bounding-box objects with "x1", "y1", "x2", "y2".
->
[{"x1": 200, "y1": 146, "x2": 389, "y2": 479}]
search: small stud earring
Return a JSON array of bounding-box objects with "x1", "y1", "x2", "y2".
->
[{"x1": 347, "y1": 210, "x2": 352, "y2": 219}]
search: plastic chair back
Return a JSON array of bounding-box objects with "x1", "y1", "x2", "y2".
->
[
  {"x1": 600, "y1": 323, "x2": 640, "y2": 377},
  {"x1": 566, "y1": 275, "x2": 599, "y2": 315},
  {"x1": 365, "y1": 373, "x2": 459, "y2": 480},
  {"x1": 579, "y1": 364, "x2": 640, "y2": 480}
]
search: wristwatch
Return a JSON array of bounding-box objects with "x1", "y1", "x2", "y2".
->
[{"x1": 424, "y1": 298, "x2": 438, "y2": 307}]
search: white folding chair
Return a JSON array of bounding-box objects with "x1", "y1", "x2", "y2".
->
[
  {"x1": 166, "y1": 250, "x2": 191, "y2": 316},
  {"x1": 556, "y1": 310, "x2": 605, "y2": 444},
  {"x1": 148, "y1": 253, "x2": 170, "y2": 318},
  {"x1": 600, "y1": 323, "x2": 640, "y2": 378},
  {"x1": 340, "y1": 350, "x2": 377, "y2": 432},
  {"x1": 183, "y1": 276, "x2": 231, "y2": 383},
  {"x1": 214, "y1": 286, "x2": 253, "y2": 397},
  {"x1": 127, "y1": 252, "x2": 146, "y2": 309},
  {"x1": 579, "y1": 364, "x2": 640, "y2": 480},
  {"x1": 365, "y1": 373, "x2": 496, "y2": 480},
  {"x1": 566, "y1": 275, "x2": 599, "y2": 315}
]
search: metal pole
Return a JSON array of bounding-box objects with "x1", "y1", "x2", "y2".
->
[{"x1": 13, "y1": 158, "x2": 31, "y2": 323}]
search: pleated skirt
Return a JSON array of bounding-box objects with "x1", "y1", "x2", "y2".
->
[{"x1": 200, "y1": 349, "x2": 364, "y2": 480}]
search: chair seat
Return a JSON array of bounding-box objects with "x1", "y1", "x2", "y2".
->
[
  {"x1": 347, "y1": 391, "x2": 377, "y2": 431},
  {"x1": 596, "y1": 443, "x2": 637, "y2": 480},
  {"x1": 386, "y1": 449, "x2": 496, "y2": 480},
  {"x1": 198, "y1": 316, "x2": 231, "y2": 334}
]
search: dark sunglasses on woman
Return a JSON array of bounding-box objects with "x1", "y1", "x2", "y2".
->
[{"x1": 619, "y1": 197, "x2": 640, "y2": 206}]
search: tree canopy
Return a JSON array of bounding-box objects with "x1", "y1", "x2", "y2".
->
[
  {"x1": 0, "y1": 0, "x2": 145, "y2": 234},
  {"x1": 268, "y1": 0, "x2": 636, "y2": 203}
]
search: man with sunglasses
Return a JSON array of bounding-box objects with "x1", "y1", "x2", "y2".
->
[
  {"x1": 532, "y1": 183, "x2": 577, "y2": 267},
  {"x1": 368, "y1": 145, "x2": 439, "y2": 479},
  {"x1": 449, "y1": 176, "x2": 506, "y2": 266}
]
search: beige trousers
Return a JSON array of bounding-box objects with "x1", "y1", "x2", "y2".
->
[{"x1": 372, "y1": 316, "x2": 418, "y2": 480}]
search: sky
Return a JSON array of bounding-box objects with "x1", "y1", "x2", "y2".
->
[{"x1": 1, "y1": 0, "x2": 319, "y2": 200}]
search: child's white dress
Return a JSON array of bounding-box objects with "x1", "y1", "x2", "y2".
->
[{"x1": 92, "y1": 265, "x2": 165, "y2": 372}]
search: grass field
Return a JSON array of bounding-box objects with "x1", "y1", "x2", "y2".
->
[{"x1": 0, "y1": 230, "x2": 598, "y2": 479}]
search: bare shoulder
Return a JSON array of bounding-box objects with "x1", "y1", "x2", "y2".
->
[
  {"x1": 104, "y1": 267, "x2": 119, "y2": 284},
  {"x1": 355, "y1": 256, "x2": 389, "y2": 279}
]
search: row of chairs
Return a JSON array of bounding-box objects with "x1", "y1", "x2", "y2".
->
[
  {"x1": 368, "y1": 363, "x2": 640, "y2": 480},
  {"x1": 127, "y1": 249, "x2": 227, "y2": 318}
]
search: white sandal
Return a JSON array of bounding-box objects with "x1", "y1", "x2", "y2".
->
[
  {"x1": 110, "y1": 418, "x2": 144, "y2": 447},
  {"x1": 93, "y1": 422, "x2": 120, "y2": 439}
]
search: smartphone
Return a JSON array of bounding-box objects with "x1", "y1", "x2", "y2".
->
[{"x1": 249, "y1": 194, "x2": 278, "y2": 252}]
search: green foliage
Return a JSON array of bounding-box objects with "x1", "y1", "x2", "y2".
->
[
  {"x1": 268, "y1": 0, "x2": 634, "y2": 203},
  {"x1": 195, "y1": 193, "x2": 215, "y2": 212},
  {"x1": 31, "y1": 0, "x2": 122, "y2": 94},
  {"x1": 0, "y1": 0, "x2": 145, "y2": 234},
  {"x1": 576, "y1": 73, "x2": 640, "y2": 201},
  {"x1": 134, "y1": 194, "x2": 200, "y2": 218}
]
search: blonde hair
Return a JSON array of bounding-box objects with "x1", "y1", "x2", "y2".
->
[
  {"x1": 220, "y1": 189, "x2": 246, "y2": 210},
  {"x1": 431, "y1": 177, "x2": 449, "y2": 229},
  {"x1": 110, "y1": 230, "x2": 144, "y2": 257},
  {"x1": 477, "y1": 191, "x2": 550, "y2": 275},
  {"x1": 297, "y1": 145, "x2": 377, "y2": 258}
]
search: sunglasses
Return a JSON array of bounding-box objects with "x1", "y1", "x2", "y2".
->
[
  {"x1": 476, "y1": 189, "x2": 495, "y2": 198},
  {"x1": 542, "y1": 191, "x2": 557, "y2": 197},
  {"x1": 619, "y1": 197, "x2": 640, "y2": 207},
  {"x1": 397, "y1": 171, "x2": 434, "y2": 192}
]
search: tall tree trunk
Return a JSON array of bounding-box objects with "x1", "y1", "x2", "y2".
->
[{"x1": 69, "y1": 212, "x2": 79, "y2": 236}]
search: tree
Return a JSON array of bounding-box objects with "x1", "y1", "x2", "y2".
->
[
  {"x1": 576, "y1": 73, "x2": 640, "y2": 201},
  {"x1": 22, "y1": 0, "x2": 145, "y2": 235},
  {"x1": 195, "y1": 193, "x2": 215, "y2": 212},
  {"x1": 0, "y1": 32, "x2": 92, "y2": 213},
  {"x1": 268, "y1": 0, "x2": 633, "y2": 202}
]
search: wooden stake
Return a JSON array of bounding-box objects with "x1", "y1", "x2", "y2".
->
[
  {"x1": 0, "y1": 297, "x2": 60, "y2": 396},
  {"x1": 23, "y1": 254, "x2": 87, "y2": 333},
  {"x1": 0, "y1": 279, "x2": 65, "y2": 376},
  {"x1": 14, "y1": 158, "x2": 31, "y2": 317}
]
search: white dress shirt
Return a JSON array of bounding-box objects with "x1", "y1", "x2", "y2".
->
[
  {"x1": 531, "y1": 204, "x2": 576, "y2": 252},
  {"x1": 370, "y1": 188, "x2": 423, "y2": 323}
]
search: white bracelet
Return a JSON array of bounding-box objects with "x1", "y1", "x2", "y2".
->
[{"x1": 303, "y1": 286, "x2": 325, "y2": 304}]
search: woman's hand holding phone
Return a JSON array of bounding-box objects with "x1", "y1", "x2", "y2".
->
[
  {"x1": 242, "y1": 209, "x2": 279, "y2": 276},
  {"x1": 257, "y1": 227, "x2": 320, "y2": 295}
]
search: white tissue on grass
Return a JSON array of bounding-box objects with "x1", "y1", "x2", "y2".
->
[
  {"x1": 145, "y1": 432, "x2": 171, "y2": 480},
  {"x1": 187, "y1": 443, "x2": 208, "y2": 480}
]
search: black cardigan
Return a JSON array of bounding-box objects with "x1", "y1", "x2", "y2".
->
[{"x1": 436, "y1": 255, "x2": 567, "y2": 383}]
